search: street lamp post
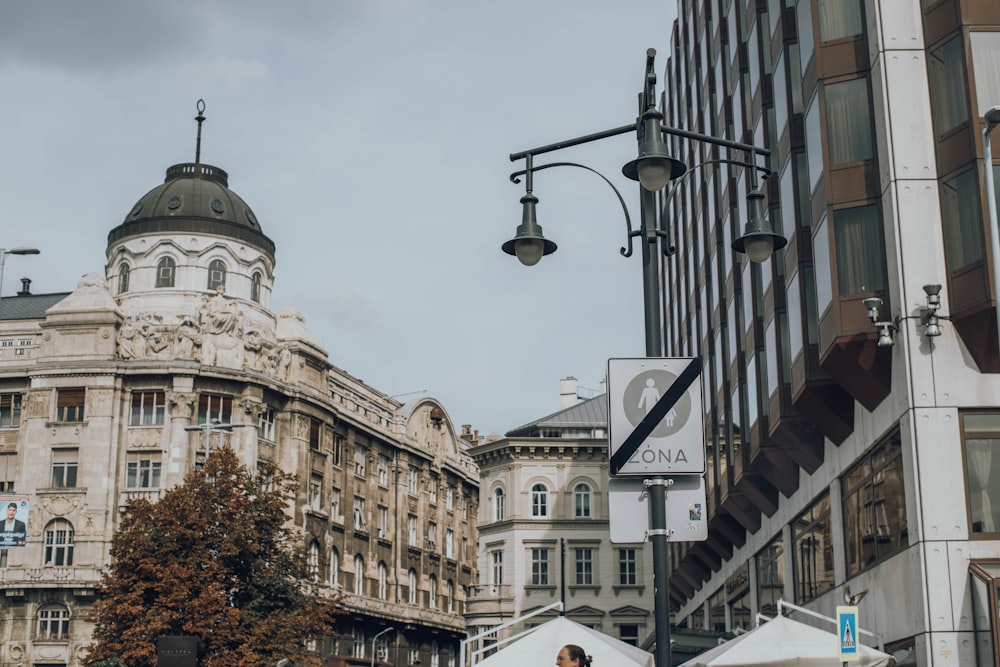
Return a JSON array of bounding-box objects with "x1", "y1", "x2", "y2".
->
[
  {"x1": 0, "y1": 247, "x2": 41, "y2": 300},
  {"x1": 184, "y1": 419, "x2": 250, "y2": 475},
  {"x1": 982, "y1": 106, "x2": 1000, "y2": 357},
  {"x1": 504, "y1": 49, "x2": 784, "y2": 667},
  {"x1": 370, "y1": 626, "x2": 395, "y2": 667}
]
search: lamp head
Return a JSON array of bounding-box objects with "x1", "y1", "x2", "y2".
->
[
  {"x1": 924, "y1": 318, "x2": 942, "y2": 338},
  {"x1": 5, "y1": 247, "x2": 40, "y2": 256},
  {"x1": 622, "y1": 110, "x2": 686, "y2": 191},
  {"x1": 862, "y1": 297, "x2": 883, "y2": 323},
  {"x1": 986, "y1": 106, "x2": 1000, "y2": 131},
  {"x1": 501, "y1": 193, "x2": 557, "y2": 266},
  {"x1": 923, "y1": 283, "x2": 942, "y2": 310},
  {"x1": 732, "y1": 189, "x2": 787, "y2": 263}
]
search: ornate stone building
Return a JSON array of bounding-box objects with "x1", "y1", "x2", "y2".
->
[{"x1": 0, "y1": 117, "x2": 479, "y2": 667}]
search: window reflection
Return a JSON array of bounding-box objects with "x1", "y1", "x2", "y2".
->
[{"x1": 792, "y1": 492, "x2": 834, "y2": 603}]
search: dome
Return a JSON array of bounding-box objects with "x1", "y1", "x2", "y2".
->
[{"x1": 107, "y1": 162, "x2": 275, "y2": 259}]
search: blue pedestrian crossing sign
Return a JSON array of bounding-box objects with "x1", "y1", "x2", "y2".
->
[{"x1": 837, "y1": 606, "x2": 859, "y2": 662}]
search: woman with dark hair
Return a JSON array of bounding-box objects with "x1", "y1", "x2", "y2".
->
[{"x1": 555, "y1": 644, "x2": 592, "y2": 667}]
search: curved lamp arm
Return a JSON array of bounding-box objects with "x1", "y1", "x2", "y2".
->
[{"x1": 509, "y1": 161, "x2": 642, "y2": 258}]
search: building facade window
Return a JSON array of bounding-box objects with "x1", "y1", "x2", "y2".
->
[
  {"x1": 126, "y1": 453, "x2": 161, "y2": 489},
  {"x1": 575, "y1": 548, "x2": 594, "y2": 585},
  {"x1": 332, "y1": 433, "x2": 344, "y2": 467},
  {"x1": 197, "y1": 394, "x2": 232, "y2": 423},
  {"x1": 574, "y1": 483, "x2": 592, "y2": 518},
  {"x1": 825, "y1": 78, "x2": 873, "y2": 166},
  {"x1": 618, "y1": 624, "x2": 639, "y2": 647},
  {"x1": 352, "y1": 629, "x2": 365, "y2": 659},
  {"x1": 445, "y1": 528, "x2": 454, "y2": 558},
  {"x1": 258, "y1": 407, "x2": 276, "y2": 441},
  {"x1": 756, "y1": 534, "x2": 784, "y2": 617},
  {"x1": 964, "y1": 412, "x2": 1000, "y2": 534},
  {"x1": 44, "y1": 519, "x2": 74, "y2": 566},
  {"x1": 408, "y1": 514, "x2": 417, "y2": 545},
  {"x1": 493, "y1": 488, "x2": 505, "y2": 521},
  {"x1": 792, "y1": 493, "x2": 834, "y2": 604},
  {"x1": 50, "y1": 449, "x2": 77, "y2": 489},
  {"x1": 130, "y1": 391, "x2": 165, "y2": 426},
  {"x1": 928, "y1": 35, "x2": 969, "y2": 137},
  {"x1": 941, "y1": 168, "x2": 984, "y2": 270},
  {"x1": 307, "y1": 541, "x2": 320, "y2": 581},
  {"x1": 329, "y1": 547, "x2": 339, "y2": 586},
  {"x1": 531, "y1": 483, "x2": 549, "y2": 518},
  {"x1": 250, "y1": 271, "x2": 262, "y2": 303},
  {"x1": 428, "y1": 522, "x2": 437, "y2": 548},
  {"x1": 408, "y1": 568, "x2": 418, "y2": 604},
  {"x1": 378, "y1": 561, "x2": 388, "y2": 600},
  {"x1": 816, "y1": 0, "x2": 863, "y2": 42},
  {"x1": 446, "y1": 485, "x2": 454, "y2": 510},
  {"x1": 56, "y1": 388, "x2": 85, "y2": 422},
  {"x1": 353, "y1": 496, "x2": 365, "y2": 530},
  {"x1": 429, "y1": 574, "x2": 437, "y2": 608},
  {"x1": 156, "y1": 256, "x2": 176, "y2": 288},
  {"x1": 0, "y1": 393, "x2": 21, "y2": 429},
  {"x1": 378, "y1": 505, "x2": 388, "y2": 538},
  {"x1": 36, "y1": 605, "x2": 70, "y2": 640},
  {"x1": 310, "y1": 419, "x2": 322, "y2": 450},
  {"x1": 207, "y1": 259, "x2": 226, "y2": 291},
  {"x1": 353, "y1": 554, "x2": 365, "y2": 595},
  {"x1": 408, "y1": 467, "x2": 419, "y2": 495},
  {"x1": 834, "y1": 205, "x2": 885, "y2": 296},
  {"x1": 490, "y1": 550, "x2": 503, "y2": 591},
  {"x1": 618, "y1": 548, "x2": 637, "y2": 585},
  {"x1": 530, "y1": 548, "x2": 549, "y2": 585},
  {"x1": 118, "y1": 263, "x2": 130, "y2": 294},
  {"x1": 843, "y1": 429, "x2": 907, "y2": 576},
  {"x1": 446, "y1": 579, "x2": 455, "y2": 613}
]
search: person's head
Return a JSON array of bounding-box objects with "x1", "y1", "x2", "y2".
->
[
  {"x1": 556, "y1": 645, "x2": 591, "y2": 667},
  {"x1": 6, "y1": 503, "x2": 17, "y2": 520}
]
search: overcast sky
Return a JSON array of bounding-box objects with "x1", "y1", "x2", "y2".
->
[{"x1": 0, "y1": 0, "x2": 678, "y2": 437}]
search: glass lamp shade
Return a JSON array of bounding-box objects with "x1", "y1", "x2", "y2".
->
[
  {"x1": 637, "y1": 158, "x2": 675, "y2": 192},
  {"x1": 741, "y1": 235, "x2": 775, "y2": 263},
  {"x1": 501, "y1": 193, "x2": 557, "y2": 266}
]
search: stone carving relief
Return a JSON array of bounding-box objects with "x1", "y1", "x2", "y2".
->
[
  {"x1": 167, "y1": 392, "x2": 196, "y2": 419},
  {"x1": 37, "y1": 496, "x2": 79, "y2": 518},
  {"x1": 25, "y1": 390, "x2": 50, "y2": 419},
  {"x1": 116, "y1": 289, "x2": 295, "y2": 381},
  {"x1": 128, "y1": 428, "x2": 162, "y2": 449},
  {"x1": 89, "y1": 388, "x2": 114, "y2": 417},
  {"x1": 239, "y1": 398, "x2": 266, "y2": 419}
]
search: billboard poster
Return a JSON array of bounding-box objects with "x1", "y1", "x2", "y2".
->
[{"x1": 0, "y1": 496, "x2": 30, "y2": 547}]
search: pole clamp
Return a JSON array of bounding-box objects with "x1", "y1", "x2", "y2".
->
[{"x1": 643, "y1": 477, "x2": 674, "y2": 488}]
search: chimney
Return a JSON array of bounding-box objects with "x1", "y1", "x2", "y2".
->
[
  {"x1": 559, "y1": 377, "x2": 579, "y2": 409},
  {"x1": 17, "y1": 278, "x2": 31, "y2": 296}
]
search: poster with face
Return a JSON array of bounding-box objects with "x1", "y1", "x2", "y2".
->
[{"x1": 0, "y1": 497, "x2": 29, "y2": 547}]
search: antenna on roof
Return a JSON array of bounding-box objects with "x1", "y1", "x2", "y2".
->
[{"x1": 194, "y1": 99, "x2": 206, "y2": 164}]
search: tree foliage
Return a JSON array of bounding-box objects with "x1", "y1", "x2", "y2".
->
[{"x1": 87, "y1": 446, "x2": 339, "y2": 667}]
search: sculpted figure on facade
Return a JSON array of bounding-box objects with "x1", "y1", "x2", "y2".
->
[
  {"x1": 173, "y1": 317, "x2": 203, "y2": 360},
  {"x1": 243, "y1": 329, "x2": 264, "y2": 371}
]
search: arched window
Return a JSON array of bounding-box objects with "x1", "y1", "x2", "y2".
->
[
  {"x1": 207, "y1": 259, "x2": 226, "y2": 291},
  {"x1": 428, "y1": 573, "x2": 438, "y2": 608},
  {"x1": 329, "y1": 547, "x2": 340, "y2": 586},
  {"x1": 36, "y1": 604, "x2": 70, "y2": 640},
  {"x1": 446, "y1": 579, "x2": 455, "y2": 613},
  {"x1": 117, "y1": 263, "x2": 130, "y2": 294},
  {"x1": 493, "y1": 488, "x2": 505, "y2": 521},
  {"x1": 378, "y1": 561, "x2": 388, "y2": 600},
  {"x1": 353, "y1": 554, "x2": 365, "y2": 595},
  {"x1": 156, "y1": 256, "x2": 176, "y2": 288},
  {"x1": 531, "y1": 483, "x2": 549, "y2": 518},
  {"x1": 250, "y1": 271, "x2": 262, "y2": 303},
  {"x1": 430, "y1": 640, "x2": 440, "y2": 667},
  {"x1": 44, "y1": 519, "x2": 74, "y2": 566},
  {"x1": 408, "y1": 568, "x2": 418, "y2": 604},
  {"x1": 574, "y1": 483, "x2": 592, "y2": 518},
  {"x1": 307, "y1": 540, "x2": 320, "y2": 581}
]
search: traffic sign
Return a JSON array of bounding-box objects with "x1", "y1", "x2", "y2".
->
[
  {"x1": 607, "y1": 357, "x2": 705, "y2": 475},
  {"x1": 837, "y1": 606, "x2": 859, "y2": 662},
  {"x1": 607, "y1": 476, "x2": 707, "y2": 543}
]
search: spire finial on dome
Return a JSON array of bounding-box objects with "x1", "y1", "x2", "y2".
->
[{"x1": 194, "y1": 99, "x2": 206, "y2": 164}]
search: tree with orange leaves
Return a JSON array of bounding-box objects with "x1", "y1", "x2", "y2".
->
[{"x1": 87, "y1": 446, "x2": 339, "y2": 667}]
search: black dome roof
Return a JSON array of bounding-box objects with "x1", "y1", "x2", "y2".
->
[{"x1": 107, "y1": 162, "x2": 275, "y2": 259}]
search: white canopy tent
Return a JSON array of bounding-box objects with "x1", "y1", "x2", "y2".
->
[
  {"x1": 677, "y1": 614, "x2": 895, "y2": 667},
  {"x1": 473, "y1": 616, "x2": 654, "y2": 667}
]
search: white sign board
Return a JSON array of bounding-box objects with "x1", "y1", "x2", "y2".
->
[
  {"x1": 607, "y1": 476, "x2": 707, "y2": 543},
  {"x1": 607, "y1": 357, "x2": 705, "y2": 475}
]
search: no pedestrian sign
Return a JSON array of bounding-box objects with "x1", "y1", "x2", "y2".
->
[{"x1": 607, "y1": 357, "x2": 705, "y2": 476}]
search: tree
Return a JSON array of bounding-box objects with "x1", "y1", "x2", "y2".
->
[{"x1": 87, "y1": 446, "x2": 339, "y2": 667}]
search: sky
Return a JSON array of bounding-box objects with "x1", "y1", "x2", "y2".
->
[{"x1": 0, "y1": 0, "x2": 679, "y2": 437}]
